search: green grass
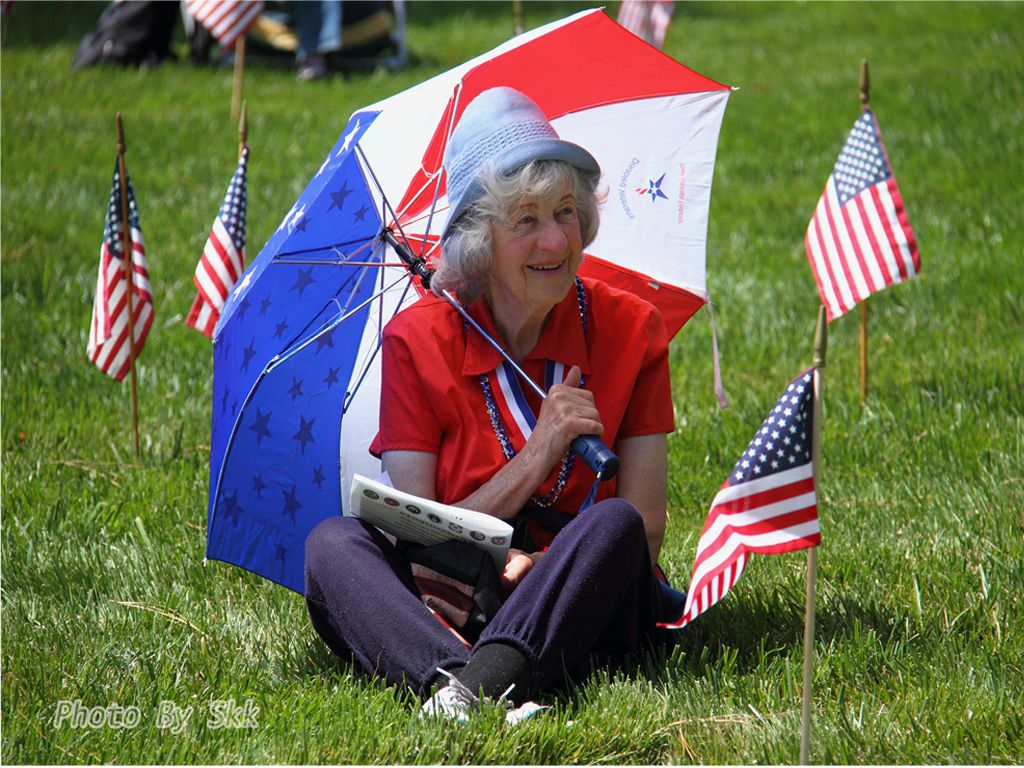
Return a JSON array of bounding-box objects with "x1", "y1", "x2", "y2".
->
[{"x1": 3, "y1": 1, "x2": 1023, "y2": 763}]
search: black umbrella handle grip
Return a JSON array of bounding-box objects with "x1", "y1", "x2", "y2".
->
[{"x1": 571, "y1": 434, "x2": 620, "y2": 481}]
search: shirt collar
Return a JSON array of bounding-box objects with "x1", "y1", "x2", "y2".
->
[{"x1": 461, "y1": 284, "x2": 591, "y2": 377}]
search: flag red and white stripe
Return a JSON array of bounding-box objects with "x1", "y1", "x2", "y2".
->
[
  {"x1": 805, "y1": 107, "x2": 919, "y2": 322},
  {"x1": 187, "y1": 146, "x2": 249, "y2": 338},
  {"x1": 662, "y1": 370, "x2": 820, "y2": 629},
  {"x1": 184, "y1": 0, "x2": 263, "y2": 50},
  {"x1": 616, "y1": 0, "x2": 674, "y2": 51},
  {"x1": 88, "y1": 161, "x2": 153, "y2": 381}
]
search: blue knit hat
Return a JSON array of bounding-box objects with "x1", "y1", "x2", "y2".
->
[{"x1": 442, "y1": 87, "x2": 600, "y2": 239}]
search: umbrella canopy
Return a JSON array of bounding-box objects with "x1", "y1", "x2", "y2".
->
[{"x1": 205, "y1": 8, "x2": 732, "y2": 593}]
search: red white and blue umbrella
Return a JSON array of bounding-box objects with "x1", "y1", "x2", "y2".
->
[{"x1": 204, "y1": 8, "x2": 732, "y2": 593}]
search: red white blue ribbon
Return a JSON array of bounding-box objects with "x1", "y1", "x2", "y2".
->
[{"x1": 491, "y1": 360, "x2": 565, "y2": 445}]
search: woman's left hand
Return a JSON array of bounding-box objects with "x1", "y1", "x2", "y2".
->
[{"x1": 501, "y1": 548, "x2": 543, "y2": 595}]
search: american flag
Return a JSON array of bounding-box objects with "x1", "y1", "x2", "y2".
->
[
  {"x1": 185, "y1": 0, "x2": 263, "y2": 50},
  {"x1": 616, "y1": 0, "x2": 674, "y2": 51},
  {"x1": 88, "y1": 160, "x2": 153, "y2": 381},
  {"x1": 805, "y1": 107, "x2": 920, "y2": 322},
  {"x1": 187, "y1": 146, "x2": 249, "y2": 338},
  {"x1": 662, "y1": 369, "x2": 821, "y2": 629}
]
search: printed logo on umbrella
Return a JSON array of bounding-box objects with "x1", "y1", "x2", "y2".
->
[
  {"x1": 636, "y1": 173, "x2": 669, "y2": 202},
  {"x1": 615, "y1": 159, "x2": 689, "y2": 225}
]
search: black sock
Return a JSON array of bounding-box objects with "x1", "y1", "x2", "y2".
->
[{"x1": 456, "y1": 642, "x2": 533, "y2": 705}]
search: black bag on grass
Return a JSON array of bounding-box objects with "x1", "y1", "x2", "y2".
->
[
  {"x1": 398, "y1": 539, "x2": 505, "y2": 645},
  {"x1": 72, "y1": 1, "x2": 178, "y2": 69}
]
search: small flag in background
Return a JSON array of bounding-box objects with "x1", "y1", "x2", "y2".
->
[
  {"x1": 662, "y1": 369, "x2": 821, "y2": 629},
  {"x1": 187, "y1": 146, "x2": 249, "y2": 338},
  {"x1": 185, "y1": 0, "x2": 263, "y2": 50},
  {"x1": 88, "y1": 160, "x2": 153, "y2": 381},
  {"x1": 805, "y1": 107, "x2": 920, "y2": 321},
  {"x1": 616, "y1": 0, "x2": 674, "y2": 51}
]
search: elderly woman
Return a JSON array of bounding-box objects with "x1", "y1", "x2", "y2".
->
[{"x1": 305, "y1": 87, "x2": 678, "y2": 722}]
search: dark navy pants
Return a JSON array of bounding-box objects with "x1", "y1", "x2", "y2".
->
[{"x1": 304, "y1": 498, "x2": 674, "y2": 699}]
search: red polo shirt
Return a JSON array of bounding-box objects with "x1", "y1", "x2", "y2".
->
[{"x1": 370, "y1": 277, "x2": 675, "y2": 522}]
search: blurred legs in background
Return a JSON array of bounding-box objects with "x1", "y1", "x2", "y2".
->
[{"x1": 295, "y1": 0, "x2": 341, "y2": 81}]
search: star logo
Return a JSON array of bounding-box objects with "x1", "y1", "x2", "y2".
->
[{"x1": 636, "y1": 173, "x2": 669, "y2": 203}]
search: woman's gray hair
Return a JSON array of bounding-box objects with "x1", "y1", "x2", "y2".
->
[{"x1": 432, "y1": 159, "x2": 601, "y2": 304}]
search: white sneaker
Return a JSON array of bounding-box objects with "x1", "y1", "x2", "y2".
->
[
  {"x1": 505, "y1": 699, "x2": 549, "y2": 725},
  {"x1": 421, "y1": 669, "x2": 477, "y2": 723},
  {"x1": 420, "y1": 668, "x2": 549, "y2": 725}
]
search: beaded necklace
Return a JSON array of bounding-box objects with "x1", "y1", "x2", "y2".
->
[{"x1": 475, "y1": 278, "x2": 588, "y2": 508}]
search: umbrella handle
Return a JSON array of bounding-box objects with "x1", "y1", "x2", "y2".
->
[{"x1": 572, "y1": 435, "x2": 620, "y2": 481}]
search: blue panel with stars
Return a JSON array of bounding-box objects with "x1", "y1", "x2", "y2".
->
[{"x1": 206, "y1": 112, "x2": 389, "y2": 593}]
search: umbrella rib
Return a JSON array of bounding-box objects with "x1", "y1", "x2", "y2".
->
[
  {"x1": 334, "y1": 246, "x2": 380, "y2": 319},
  {"x1": 352, "y1": 104, "x2": 456, "y2": 261},
  {"x1": 275, "y1": 260, "x2": 408, "y2": 267},
  {"x1": 356, "y1": 145, "x2": 422, "y2": 266},
  {"x1": 342, "y1": 266, "x2": 417, "y2": 414},
  {"x1": 414, "y1": 82, "x2": 463, "y2": 259},
  {"x1": 269, "y1": 274, "x2": 407, "y2": 374},
  {"x1": 273, "y1": 236, "x2": 378, "y2": 263}
]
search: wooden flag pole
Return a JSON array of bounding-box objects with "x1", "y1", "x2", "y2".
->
[
  {"x1": 116, "y1": 113, "x2": 141, "y2": 461},
  {"x1": 238, "y1": 99, "x2": 248, "y2": 160},
  {"x1": 800, "y1": 305, "x2": 828, "y2": 765},
  {"x1": 859, "y1": 59, "x2": 870, "y2": 401},
  {"x1": 513, "y1": 0, "x2": 524, "y2": 35},
  {"x1": 232, "y1": 36, "x2": 246, "y2": 122}
]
